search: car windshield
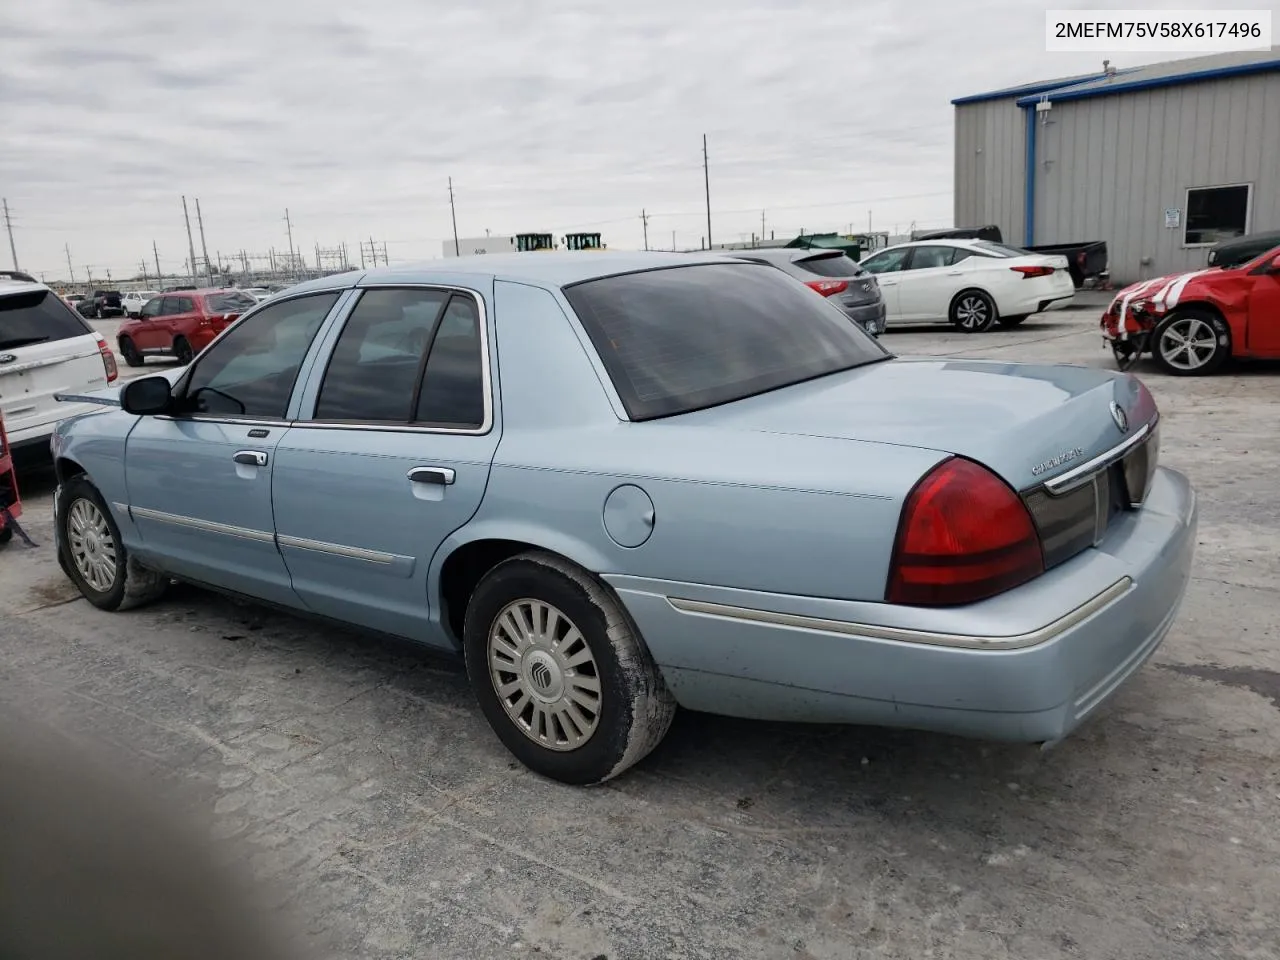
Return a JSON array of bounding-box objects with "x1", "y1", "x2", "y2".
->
[
  {"x1": 0, "y1": 288, "x2": 91, "y2": 349},
  {"x1": 562, "y1": 263, "x2": 889, "y2": 421},
  {"x1": 205, "y1": 291, "x2": 258, "y2": 313},
  {"x1": 972, "y1": 240, "x2": 1031, "y2": 258}
]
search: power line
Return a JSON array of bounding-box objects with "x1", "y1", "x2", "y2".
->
[{"x1": 2, "y1": 198, "x2": 18, "y2": 271}]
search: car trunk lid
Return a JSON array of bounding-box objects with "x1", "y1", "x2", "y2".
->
[{"x1": 670, "y1": 357, "x2": 1156, "y2": 494}]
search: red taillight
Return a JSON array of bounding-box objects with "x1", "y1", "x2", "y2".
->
[
  {"x1": 95, "y1": 334, "x2": 118, "y2": 383},
  {"x1": 1011, "y1": 265, "x2": 1054, "y2": 279},
  {"x1": 886, "y1": 457, "x2": 1043, "y2": 606},
  {"x1": 805, "y1": 279, "x2": 849, "y2": 297}
]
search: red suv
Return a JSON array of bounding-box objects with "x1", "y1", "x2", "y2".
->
[{"x1": 117, "y1": 289, "x2": 258, "y2": 366}]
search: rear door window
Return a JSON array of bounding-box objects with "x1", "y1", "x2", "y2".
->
[
  {"x1": 905, "y1": 246, "x2": 959, "y2": 269},
  {"x1": 205, "y1": 292, "x2": 258, "y2": 313},
  {"x1": 0, "y1": 288, "x2": 92, "y2": 349},
  {"x1": 177, "y1": 297, "x2": 195, "y2": 314}
]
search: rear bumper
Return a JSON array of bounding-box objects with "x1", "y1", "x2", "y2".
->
[
  {"x1": 843, "y1": 300, "x2": 886, "y2": 335},
  {"x1": 607, "y1": 466, "x2": 1196, "y2": 742},
  {"x1": 4, "y1": 402, "x2": 106, "y2": 452}
]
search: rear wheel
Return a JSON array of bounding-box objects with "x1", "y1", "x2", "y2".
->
[
  {"x1": 58, "y1": 476, "x2": 168, "y2": 612},
  {"x1": 1152, "y1": 309, "x2": 1230, "y2": 376},
  {"x1": 463, "y1": 551, "x2": 676, "y2": 785},
  {"x1": 997, "y1": 314, "x2": 1029, "y2": 328},
  {"x1": 949, "y1": 290, "x2": 997, "y2": 333},
  {"x1": 118, "y1": 337, "x2": 144, "y2": 367},
  {"x1": 172, "y1": 336, "x2": 194, "y2": 365}
]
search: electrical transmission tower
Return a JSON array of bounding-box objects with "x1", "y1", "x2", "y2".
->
[{"x1": 314, "y1": 243, "x2": 351, "y2": 275}]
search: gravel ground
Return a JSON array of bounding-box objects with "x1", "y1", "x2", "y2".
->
[{"x1": 2, "y1": 304, "x2": 1278, "y2": 960}]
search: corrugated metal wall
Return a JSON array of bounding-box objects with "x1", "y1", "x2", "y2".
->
[
  {"x1": 1034, "y1": 72, "x2": 1280, "y2": 283},
  {"x1": 954, "y1": 98, "x2": 1026, "y2": 242}
]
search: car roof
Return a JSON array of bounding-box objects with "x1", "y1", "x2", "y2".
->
[
  {"x1": 285, "y1": 251, "x2": 744, "y2": 296},
  {"x1": 0, "y1": 278, "x2": 51, "y2": 298}
]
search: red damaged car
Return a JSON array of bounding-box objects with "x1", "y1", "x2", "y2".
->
[
  {"x1": 116, "y1": 288, "x2": 258, "y2": 366},
  {"x1": 1101, "y1": 244, "x2": 1280, "y2": 376}
]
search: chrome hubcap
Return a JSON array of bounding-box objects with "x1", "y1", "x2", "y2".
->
[
  {"x1": 488, "y1": 599, "x2": 602, "y2": 751},
  {"x1": 67, "y1": 498, "x2": 117, "y2": 592},
  {"x1": 1159, "y1": 317, "x2": 1217, "y2": 370},
  {"x1": 956, "y1": 296, "x2": 989, "y2": 328}
]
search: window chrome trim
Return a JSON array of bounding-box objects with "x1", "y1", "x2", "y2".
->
[
  {"x1": 303, "y1": 283, "x2": 495, "y2": 436},
  {"x1": 130, "y1": 506, "x2": 275, "y2": 544},
  {"x1": 276, "y1": 533, "x2": 402, "y2": 565},
  {"x1": 666, "y1": 578, "x2": 1133, "y2": 651},
  {"x1": 1042, "y1": 418, "x2": 1156, "y2": 496}
]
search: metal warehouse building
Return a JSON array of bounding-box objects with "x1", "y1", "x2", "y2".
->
[{"x1": 952, "y1": 47, "x2": 1280, "y2": 284}]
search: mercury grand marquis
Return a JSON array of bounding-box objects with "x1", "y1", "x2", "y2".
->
[{"x1": 50, "y1": 252, "x2": 1196, "y2": 785}]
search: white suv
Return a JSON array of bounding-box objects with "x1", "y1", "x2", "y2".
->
[{"x1": 0, "y1": 279, "x2": 118, "y2": 454}]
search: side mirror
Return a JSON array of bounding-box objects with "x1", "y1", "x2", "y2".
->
[{"x1": 121, "y1": 376, "x2": 173, "y2": 416}]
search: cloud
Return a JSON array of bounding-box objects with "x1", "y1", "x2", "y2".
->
[{"x1": 0, "y1": 0, "x2": 1230, "y2": 279}]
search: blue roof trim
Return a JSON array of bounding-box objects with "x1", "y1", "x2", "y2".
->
[
  {"x1": 1014, "y1": 58, "x2": 1280, "y2": 105},
  {"x1": 950, "y1": 73, "x2": 1111, "y2": 105}
]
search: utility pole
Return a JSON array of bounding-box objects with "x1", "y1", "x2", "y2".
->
[
  {"x1": 105, "y1": 268, "x2": 112, "y2": 284},
  {"x1": 641, "y1": 209, "x2": 649, "y2": 251},
  {"x1": 2, "y1": 198, "x2": 17, "y2": 270},
  {"x1": 761, "y1": 211, "x2": 766, "y2": 247},
  {"x1": 195, "y1": 198, "x2": 213, "y2": 285},
  {"x1": 284, "y1": 209, "x2": 297, "y2": 280},
  {"x1": 868, "y1": 210, "x2": 872, "y2": 233},
  {"x1": 140, "y1": 259, "x2": 149, "y2": 285},
  {"x1": 153, "y1": 240, "x2": 162, "y2": 284},
  {"x1": 702, "y1": 134, "x2": 712, "y2": 249},
  {"x1": 181, "y1": 196, "x2": 199, "y2": 287},
  {"x1": 672, "y1": 230, "x2": 676, "y2": 252},
  {"x1": 448, "y1": 177, "x2": 460, "y2": 257},
  {"x1": 65, "y1": 243, "x2": 75, "y2": 283}
]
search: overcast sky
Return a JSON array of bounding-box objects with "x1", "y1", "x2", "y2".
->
[{"x1": 0, "y1": 0, "x2": 1262, "y2": 282}]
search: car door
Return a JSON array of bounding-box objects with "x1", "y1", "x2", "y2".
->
[
  {"x1": 858, "y1": 248, "x2": 910, "y2": 321},
  {"x1": 132, "y1": 296, "x2": 170, "y2": 350},
  {"x1": 895, "y1": 245, "x2": 966, "y2": 321},
  {"x1": 170, "y1": 295, "x2": 197, "y2": 352},
  {"x1": 123, "y1": 290, "x2": 345, "y2": 605},
  {"x1": 1246, "y1": 252, "x2": 1280, "y2": 353},
  {"x1": 271, "y1": 282, "x2": 499, "y2": 647}
]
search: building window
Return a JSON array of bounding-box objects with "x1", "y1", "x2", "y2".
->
[{"x1": 1184, "y1": 184, "x2": 1251, "y2": 246}]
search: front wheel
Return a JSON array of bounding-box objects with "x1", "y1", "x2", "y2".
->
[
  {"x1": 58, "y1": 477, "x2": 168, "y2": 611},
  {"x1": 950, "y1": 290, "x2": 997, "y2": 333},
  {"x1": 463, "y1": 552, "x2": 676, "y2": 785},
  {"x1": 1152, "y1": 309, "x2": 1230, "y2": 376},
  {"x1": 118, "y1": 336, "x2": 144, "y2": 367}
]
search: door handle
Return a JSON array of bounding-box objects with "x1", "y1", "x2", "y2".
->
[
  {"x1": 946, "y1": 271, "x2": 963, "y2": 276},
  {"x1": 408, "y1": 466, "x2": 456, "y2": 486},
  {"x1": 234, "y1": 450, "x2": 268, "y2": 467}
]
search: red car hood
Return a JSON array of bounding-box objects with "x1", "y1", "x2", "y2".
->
[{"x1": 1106, "y1": 267, "x2": 1222, "y2": 316}]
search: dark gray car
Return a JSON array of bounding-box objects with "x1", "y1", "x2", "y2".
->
[{"x1": 720, "y1": 248, "x2": 886, "y2": 336}]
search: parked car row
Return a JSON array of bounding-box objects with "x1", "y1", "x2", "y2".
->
[
  {"x1": 117, "y1": 289, "x2": 259, "y2": 365},
  {"x1": 48, "y1": 251, "x2": 1195, "y2": 786}
]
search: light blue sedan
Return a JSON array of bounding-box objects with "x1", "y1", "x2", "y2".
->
[{"x1": 50, "y1": 252, "x2": 1197, "y2": 785}]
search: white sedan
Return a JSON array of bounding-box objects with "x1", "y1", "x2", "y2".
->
[
  {"x1": 121, "y1": 290, "x2": 159, "y2": 318},
  {"x1": 859, "y1": 239, "x2": 1075, "y2": 332}
]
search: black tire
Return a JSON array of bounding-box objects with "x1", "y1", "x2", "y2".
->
[
  {"x1": 0, "y1": 525, "x2": 12, "y2": 547},
  {"x1": 463, "y1": 551, "x2": 676, "y2": 785},
  {"x1": 1110, "y1": 339, "x2": 1142, "y2": 371},
  {"x1": 94, "y1": 306, "x2": 103, "y2": 320},
  {"x1": 173, "y1": 336, "x2": 194, "y2": 365},
  {"x1": 118, "y1": 336, "x2": 144, "y2": 367},
  {"x1": 1152, "y1": 308, "x2": 1230, "y2": 377},
  {"x1": 58, "y1": 476, "x2": 168, "y2": 612},
  {"x1": 949, "y1": 289, "x2": 998, "y2": 332},
  {"x1": 997, "y1": 314, "x2": 1029, "y2": 328}
]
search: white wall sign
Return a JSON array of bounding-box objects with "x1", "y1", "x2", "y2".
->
[{"x1": 1164, "y1": 208, "x2": 1181, "y2": 229}]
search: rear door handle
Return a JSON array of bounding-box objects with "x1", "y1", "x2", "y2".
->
[
  {"x1": 234, "y1": 450, "x2": 268, "y2": 467},
  {"x1": 946, "y1": 271, "x2": 963, "y2": 276},
  {"x1": 408, "y1": 466, "x2": 456, "y2": 486}
]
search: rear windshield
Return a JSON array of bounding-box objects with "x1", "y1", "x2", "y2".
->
[
  {"x1": 562, "y1": 263, "x2": 889, "y2": 421},
  {"x1": 795, "y1": 253, "x2": 865, "y2": 278},
  {"x1": 0, "y1": 289, "x2": 92, "y2": 349},
  {"x1": 204, "y1": 291, "x2": 258, "y2": 313}
]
